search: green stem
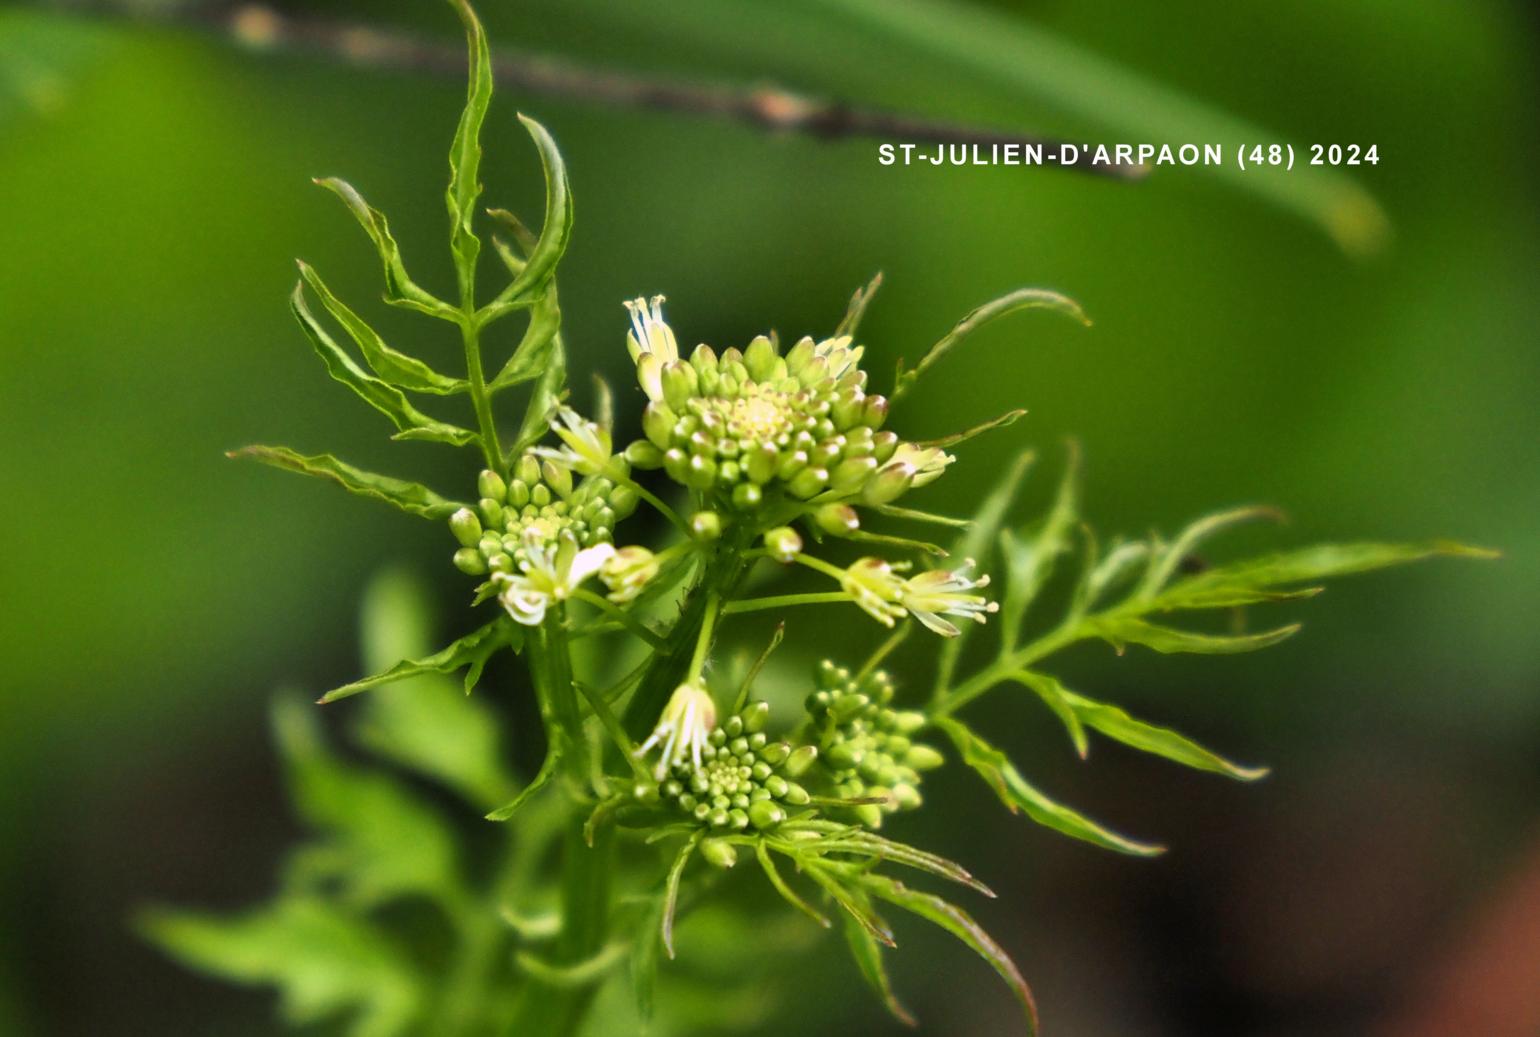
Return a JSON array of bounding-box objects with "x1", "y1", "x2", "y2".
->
[
  {"x1": 621, "y1": 535, "x2": 752, "y2": 740},
  {"x1": 461, "y1": 313, "x2": 505, "y2": 472},
  {"x1": 722, "y1": 592, "x2": 852, "y2": 615},
  {"x1": 571, "y1": 588, "x2": 666, "y2": 648}
]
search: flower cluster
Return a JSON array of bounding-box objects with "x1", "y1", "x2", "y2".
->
[
  {"x1": 640, "y1": 696, "x2": 818, "y2": 832},
  {"x1": 804, "y1": 660, "x2": 944, "y2": 827},
  {"x1": 449, "y1": 452, "x2": 651, "y2": 623},
  {"x1": 619, "y1": 296, "x2": 951, "y2": 532}
]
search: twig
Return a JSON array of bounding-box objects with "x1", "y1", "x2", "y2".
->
[{"x1": 55, "y1": 1, "x2": 1145, "y2": 181}]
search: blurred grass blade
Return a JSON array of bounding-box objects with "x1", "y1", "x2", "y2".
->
[
  {"x1": 229, "y1": 445, "x2": 465, "y2": 520},
  {"x1": 816, "y1": 0, "x2": 1389, "y2": 254},
  {"x1": 934, "y1": 716, "x2": 1164, "y2": 855}
]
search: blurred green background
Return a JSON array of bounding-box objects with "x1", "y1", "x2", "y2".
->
[{"x1": 2, "y1": 0, "x2": 1536, "y2": 1034}]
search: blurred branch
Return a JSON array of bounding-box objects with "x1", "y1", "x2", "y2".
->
[{"x1": 52, "y1": 0, "x2": 1145, "y2": 181}]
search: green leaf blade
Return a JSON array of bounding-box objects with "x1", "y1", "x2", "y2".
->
[
  {"x1": 1061, "y1": 688, "x2": 1267, "y2": 780},
  {"x1": 229, "y1": 445, "x2": 465, "y2": 520},
  {"x1": 320, "y1": 617, "x2": 515, "y2": 704},
  {"x1": 934, "y1": 717, "x2": 1163, "y2": 856}
]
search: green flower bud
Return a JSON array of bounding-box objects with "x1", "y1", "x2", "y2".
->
[
  {"x1": 701, "y1": 838, "x2": 738, "y2": 869},
  {"x1": 623, "y1": 442, "x2": 662, "y2": 471},
  {"x1": 743, "y1": 334, "x2": 779, "y2": 382},
  {"x1": 861, "y1": 461, "x2": 917, "y2": 506},
  {"x1": 449, "y1": 507, "x2": 483, "y2": 548},
  {"x1": 661, "y1": 360, "x2": 699, "y2": 412},
  {"x1": 453, "y1": 548, "x2": 488, "y2": 575},
  {"x1": 784, "y1": 745, "x2": 818, "y2": 777},
  {"x1": 748, "y1": 800, "x2": 786, "y2": 829},
  {"x1": 515, "y1": 454, "x2": 541, "y2": 486},
  {"x1": 730, "y1": 483, "x2": 762, "y2": 510},
  {"x1": 763, "y1": 526, "x2": 803, "y2": 563},
  {"x1": 477, "y1": 469, "x2": 507, "y2": 502},
  {"x1": 831, "y1": 456, "x2": 878, "y2": 494},
  {"x1": 905, "y1": 744, "x2": 945, "y2": 771},
  {"x1": 541, "y1": 459, "x2": 573, "y2": 499},
  {"x1": 478, "y1": 498, "x2": 505, "y2": 528},
  {"x1": 787, "y1": 466, "x2": 828, "y2": 499},
  {"x1": 813, "y1": 503, "x2": 860, "y2": 535},
  {"x1": 689, "y1": 510, "x2": 723, "y2": 540}
]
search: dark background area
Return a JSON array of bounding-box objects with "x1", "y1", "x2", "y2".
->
[{"x1": 1, "y1": 0, "x2": 1536, "y2": 1034}]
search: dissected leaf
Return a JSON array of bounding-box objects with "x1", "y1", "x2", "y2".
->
[
  {"x1": 893, "y1": 287, "x2": 1088, "y2": 401},
  {"x1": 355, "y1": 571, "x2": 517, "y2": 810},
  {"x1": 661, "y1": 832, "x2": 702, "y2": 959},
  {"x1": 1139, "y1": 506, "x2": 1280, "y2": 598},
  {"x1": 483, "y1": 116, "x2": 574, "y2": 317},
  {"x1": 320, "y1": 616, "x2": 515, "y2": 703},
  {"x1": 490, "y1": 285, "x2": 561, "y2": 390},
  {"x1": 485, "y1": 740, "x2": 561, "y2": 822},
  {"x1": 273, "y1": 698, "x2": 458, "y2": 907},
  {"x1": 811, "y1": 830, "x2": 994, "y2": 897},
  {"x1": 228, "y1": 445, "x2": 464, "y2": 520},
  {"x1": 632, "y1": 887, "x2": 667, "y2": 1022},
  {"x1": 1010, "y1": 670, "x2": 1088, "y2": 757},
  {"x1": 290, "y1": 283, "x2": 476, "y2": 447},
  {"x1": 314, "y1": 177, "x2": 452, "y2": 318},
  {"x1": 842, "y1": 910, "x2": 916, "y2": 1027},
  {"x1": 804, "y1": 862, "x2": 897, "y2": 948},
  {"x1": 1156, "y1": 540, "x2": 1497, "y2": 610},
  {"x1": 141, "y1": 898, "x2": 420, "y2": 1037},
  {"x1": 936, "y1": 450, "x2": 1035, "y2": 690},
  {"x1": 934, "y1": 717, "x2": 1163, "y2": 856},
  {"x1": 861, "y1": 873, "x2": 1037, "y2": 1034},
  {"x1": 1058, "y1": 687, "x2": 1267, "y2": 779},
  {"x1": 297, "y1": 262, "x2": 466, "y2": 394},
  {"x1": 446, "y1": 0, "x2": 492, "y2": 281},
  {"x1": 917, "y1": 408, "x2": 1026, "y2": 450},
  {"x1": 1088, "y1": 615, "x2": 1300, "y2": 655},
  {"x1": 834, "y1": 272, "x2": 883, "y2": 338},
  {"x1": 756, "y1": 841, "x2": 831, "y2": 929}
]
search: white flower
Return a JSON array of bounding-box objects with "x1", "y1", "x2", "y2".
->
[
  {"x1": 636, "y1": 681, "x2": 717, "y2": 779},
  {"x1": 898, "y1": 559, "x2": 998, "y2": 637},
  {"x1": 624, "y1": 295, "x2": 678, "y2": 402},
  {"x1": 888, "y1": 442, "x2": 955, "y2": 487},
  {"x1": 492, "y1": 533, "x2": 616, "y2": 626},
  {"x1": 840, "y1": 557, "x2": 908, "y2": 627},
  {"x1": 600, "y1": 545, "x2": 658, "y2": 603},
  {"x1": 813, "y1": 334, "x2": 864, "y2": 379},
  {"x1": 534, "y1": 407, "x2": 612, "y2": 476}
]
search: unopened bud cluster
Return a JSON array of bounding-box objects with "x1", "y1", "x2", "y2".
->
[
  {"x1": 449, "y1": 454, "x2": 638, "y2": 577},
  {"x1": 805, "y1": 660, "x2": 944, "y2": 827},
  {"x1": 640, "y1": 701, "x2": 818, "y2": 832},
  {"x1": 622, "y1": 297, "x2": 950, "y2": 531}
]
